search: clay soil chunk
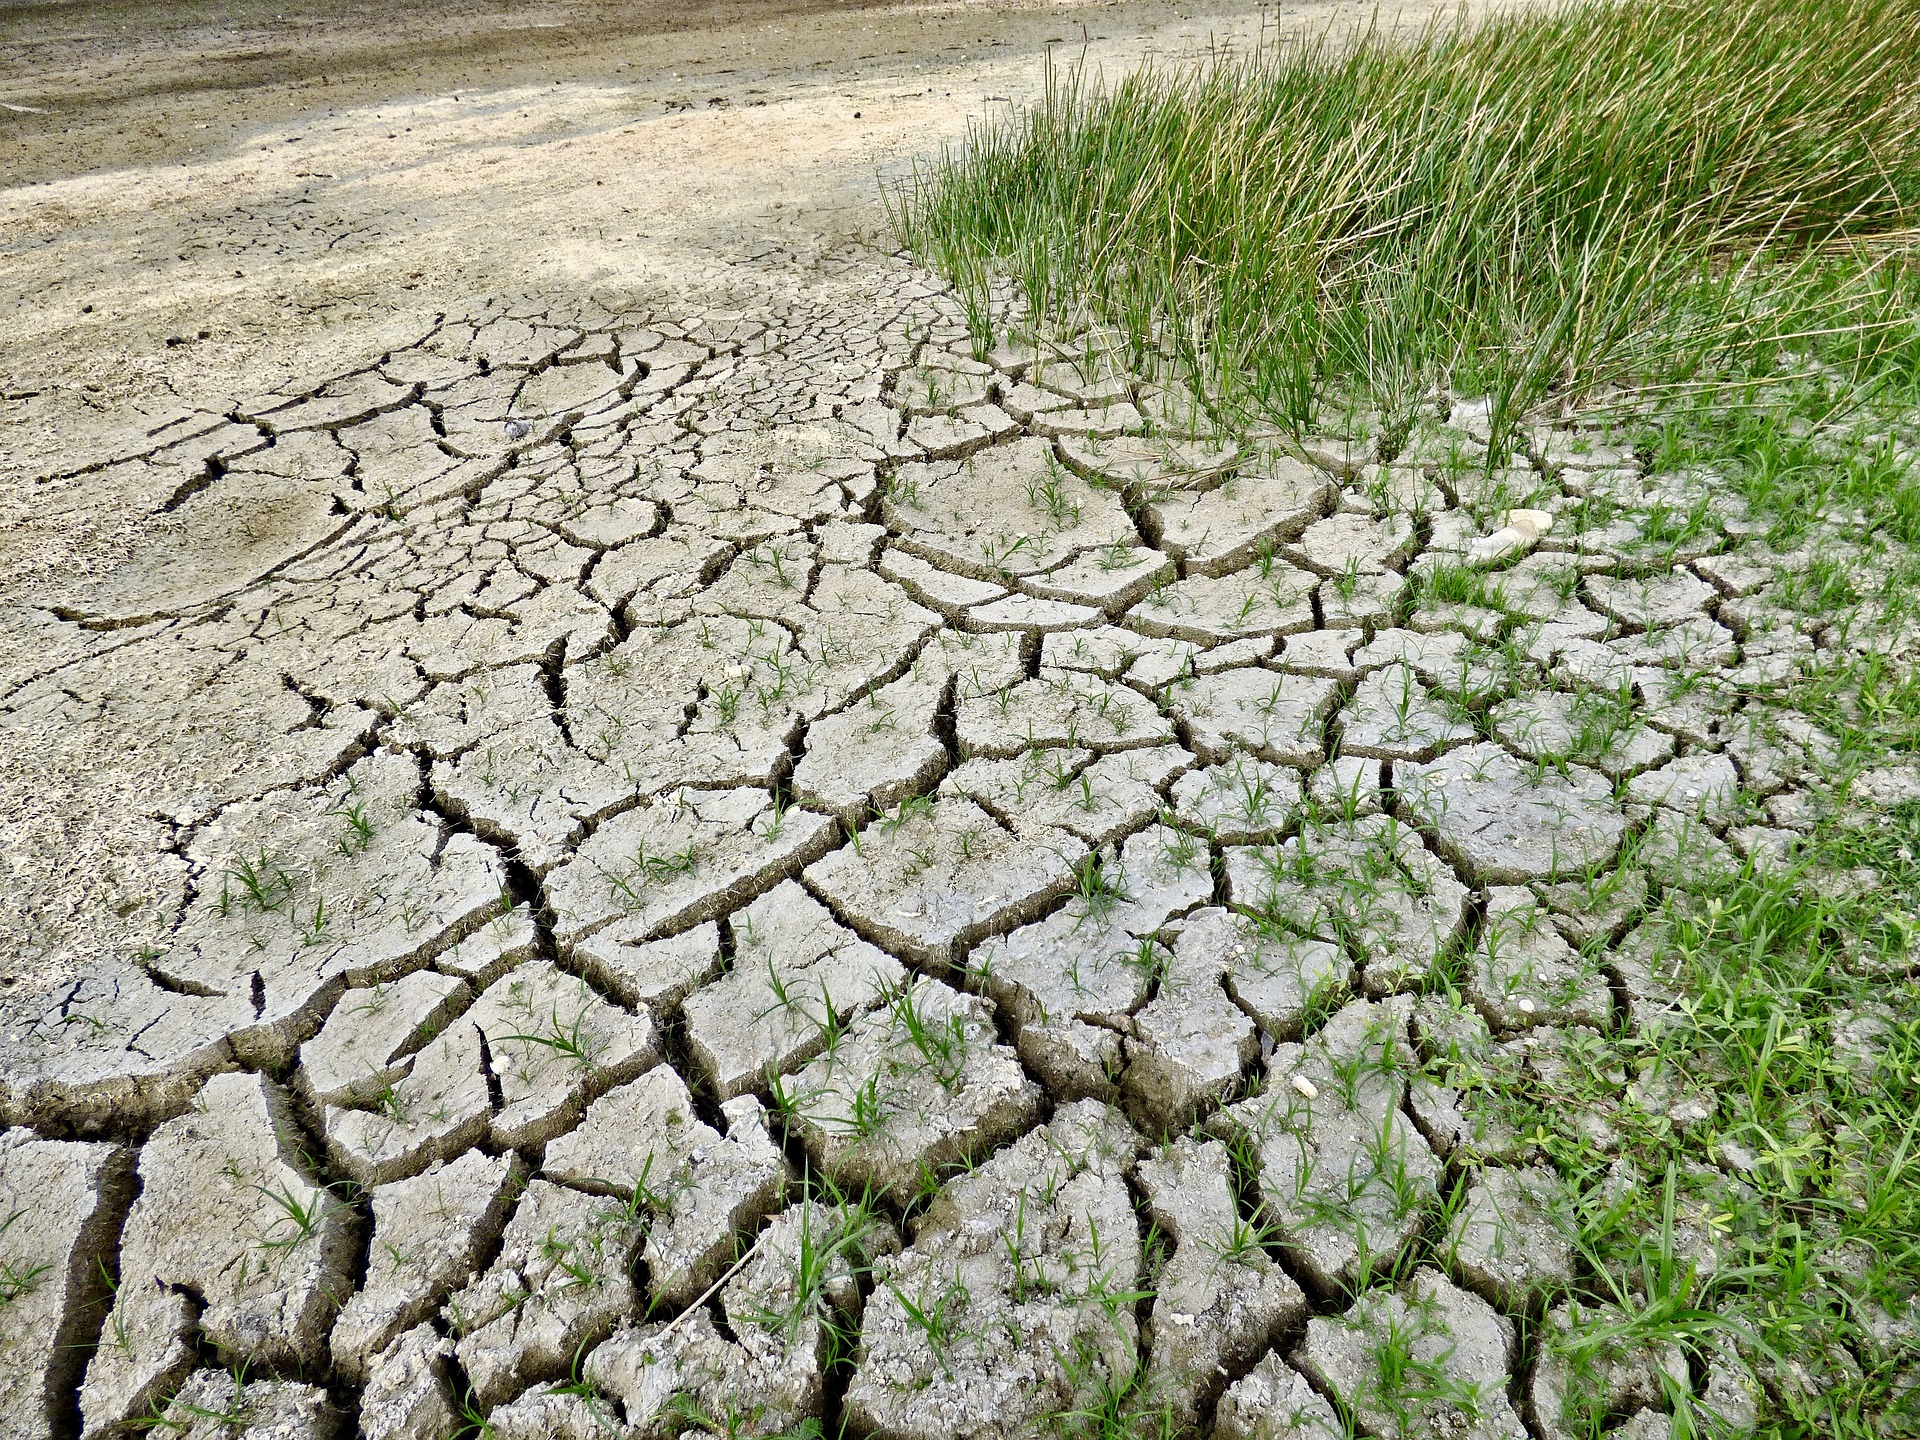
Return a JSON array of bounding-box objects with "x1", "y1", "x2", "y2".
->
[
  {"x1": 1216, "y1": 1355, "x2": 1348, "y2": 1440},
  {"x1": 0, "y1": 1135, "x2": 133, "y2": 1440},
  {"x1": 682, "y1": 879, "x2": 907, "y2": 1099},
  {"x1": 79, "y1": 1073, "x2": 355, "y2": 1440},
  {"x1": 804, "y1": 794, "x2": 1088, "y2": 965},
  {"x1": 968, "y1": 825, "x2": 1212, "y2": 1099},
  {"x1": 1527, "y1": 1301, "x2": 1690, "y2": 1440},
  {"x1": 358, "y1": 1325, "x2": 460, "y2": 1440},
  {"x1": 1491, "y1": 689, "x2": 1675, "y2": 781},
  {"x1": 149, "y1": 1371, "x2": 333, "y2": 1439},
  {"x1": 1139, "y1": 1136, "x2": 1309, "y2": 1425},
  {"x1": 1217, "y1": 997, "x2": 1439, "y2": 1295},
  {"x1": 1466, "y1": 887, "x2": 1613, "y2": 1032},
  {"x1": 446, "y1": 1178, "x2": 645, "y2": 1407},
  {"x1": 579, "y1": 1197, "x2": 894, "y2": 1437},
  {"x1": 1132, "y1": 565, "x2": 1320, "y2": 644},
  {"x1": 543, "y1": 1066, "x2": 789, "y2": 1305},
  {"x1": 1169, "y1": 667, "x2": 1340, "y2": 768},
  {"x1": 1293, "y1": 1267, "x2": 1528, "y2": 1440},
  {"x1": 786, "y1": 976, "x2": 1042, "y2": 1204},
  {"x1": 295, "y1": 969, "x2": 472, "y2": 1109},
  {"x1": 791, "y1": 672, "x2": 949, "y2": 818},
  {"x1": 1226, "y1": 815, "x2": 1470, "y2": 997},
  {"x1": 325, "y1": 959, "x2": 659, "y2": 1182},
  {"x1": 1399, "y1": 742, "x2": 1626, "y2": 883},
  {"x1": 1144, "y1": 462, "x2": 1332, "y2": 575},
  {"x1": 1338, "y1": 662, "x2": 1477, "y2": 762},
  {"x1": 547, "y1": 786, "x2": 836, "y2": 947},
  {"x1": 330, "y1": 1150, "x2": 523, "y2": 1378},
  {"x1": 844, "y1": 1101, "x2": 1144, "y2": 1439},
  {"x1": 953, "y1": 672, "x2": 1172, "y2": 758},
  {"x1": 1122, "y1": 908, "x2": 1266, "y2": 1133},
  {"x1": 1171, "y1": 757, "x2": 1303, "y2": 842},
  {"x1": 885, "y1": 436, "x2": 1138, "y2": 582},
  {"x1": 1443, "y1": 1163, "x2": 1577, "y2": 1309}
]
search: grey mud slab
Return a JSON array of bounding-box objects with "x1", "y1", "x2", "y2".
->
[{"x1": 0, "y1": 74, "x2": 1851, "y2": 1430}]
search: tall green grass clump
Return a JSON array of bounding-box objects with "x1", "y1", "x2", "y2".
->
[{"x1": 899, "y1": 0, "x2": 1920, "y2": 435}]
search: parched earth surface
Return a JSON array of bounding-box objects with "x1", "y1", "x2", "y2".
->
[
  {"x1": 4, "y1": 4, "x2": 1914, "y2": 1440},
  {"x1": 1, "y1": 250, "x2": 1841, "y2": 1437}
]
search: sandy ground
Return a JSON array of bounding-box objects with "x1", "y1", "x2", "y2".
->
[{"x1": 2, "y1": 0, "x2": 1367, "y2": 602}]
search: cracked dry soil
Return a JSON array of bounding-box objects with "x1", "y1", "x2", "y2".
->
[{"x1": 0, "y1": 1, "x2": 1865, "y2": 1437}]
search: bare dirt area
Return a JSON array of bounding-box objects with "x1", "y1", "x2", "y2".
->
[
  {"x1": 8, "y1": 2, "x2": 1873, "y2": 1438},
  {"x1": 1, "y1": 0, "x2": 1322, "y2": 597}
]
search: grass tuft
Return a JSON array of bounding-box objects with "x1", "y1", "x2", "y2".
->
[{"x1": 899, "y1": 0, "x2": 1920, "y2": 436}]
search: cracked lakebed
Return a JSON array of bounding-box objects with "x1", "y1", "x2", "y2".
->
[
  {"x1": 5, "y1": 3, "x2": 1916, "y2": 1436},
  {"x1": 1, "y1": 257, "x2": 1868, "y2": 1439}
]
